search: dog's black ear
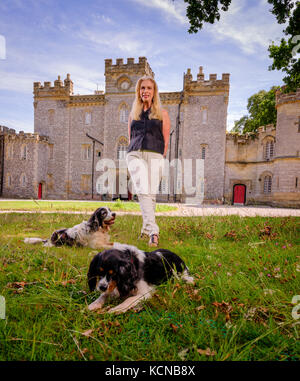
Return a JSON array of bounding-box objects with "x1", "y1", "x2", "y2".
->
[
  {"x1": 116, "y1": 260, "x2": 139, "y2": 297},
  {"x1": 88, "y1": 208, "x2": 103, "y2": 230},
  {"x1": 87, "y1": 254, "x2": 101, "y2": 291}
]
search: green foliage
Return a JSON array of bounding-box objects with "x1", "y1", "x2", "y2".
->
[
  {"x1": 184, "y1": 0, "x2": 231, "y2": 34},
  {"x1": 183, "y1": 0, "x2": 296, "y2": 33},
  {"x1": 181, "y1": 0, "x2": 300, "y2": 92},
  {"x1": 0, "y1": 213, "x2": 299, "y2": 360},
  {"x1": 268, "y1": 3, "x2": 300, "y2": 92},
  {"x1": 231, "y1": 86, "x2": 279, "y2": 134}
]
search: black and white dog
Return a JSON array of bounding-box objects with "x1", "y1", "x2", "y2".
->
[
  {"x1": 87, "y1": 243, "x2": 194, "y2": 314},
  {"x1": 24, "y1": 207, "x2": 116, "y2": 249}
]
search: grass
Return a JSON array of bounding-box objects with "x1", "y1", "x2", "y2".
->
[
  {"x1": 0, "y1": 199, "x2": 176, "y2": 213},
  {"x1": 0, "y1": 212, "x2": 299, "y2": 361}
]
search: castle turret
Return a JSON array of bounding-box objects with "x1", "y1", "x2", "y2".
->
[
  {"x1": 104, "y1": 57, "x2": 154, "y2": 94},
  {"x1": 33, "y1": 74, "x2": 74, "y2": 99}
]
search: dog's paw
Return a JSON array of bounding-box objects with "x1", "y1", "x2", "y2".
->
[
  {"x1": 107, "y1": 306, "x2": 126, "y2": 314},
  {"x1": 88, "y1": 302, "x2": 103, "y2": 311}
]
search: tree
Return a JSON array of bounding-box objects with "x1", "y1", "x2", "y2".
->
[
  {"x1": 181, "y1": 0, "x2": 300, "y2": 91},
  {"x1": 268, "y1": 3, "x2": 300, "y2": 92},
  {"x1": 231, "y1": 86, "x2": 279, "y2": 134}
]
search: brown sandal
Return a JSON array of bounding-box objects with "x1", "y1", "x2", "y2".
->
[{"x1": 148, "y1": 234, "x2": 159, "y2": 247}]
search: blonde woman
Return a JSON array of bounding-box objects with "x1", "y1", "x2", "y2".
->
[{"x1": 127, "y1": 75, "x2": 171, "y2": 247}]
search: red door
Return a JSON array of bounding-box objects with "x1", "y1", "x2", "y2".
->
[
  {"x1": 233, "y1": 184, "x2": 246, "y2": 205},
  {"x1": 38, "y1": 183, "x2": 43, "y2": 199}
]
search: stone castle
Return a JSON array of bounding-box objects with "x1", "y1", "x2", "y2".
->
[{"x1": 0, "y1": 57, "x2": 299, "y2": 207}]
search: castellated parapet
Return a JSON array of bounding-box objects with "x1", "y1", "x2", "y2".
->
[
  {"x1": 276, "y1": 88, "x2": 300, "y2": 107},
  {"x1": 104, "y1": 57, "x2": 154, "y2": 94},
  {"x1": 184, "y1": 66, "x2": 230, "y2": 97},
  {"x1": 33, "y1": 74, "x2": 74, "y2": 99}
]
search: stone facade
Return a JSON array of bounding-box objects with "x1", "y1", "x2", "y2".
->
[
  {"x1": 0, "y1": 57, "x2": 299, "y2": 207},
  {"x1": 224, "y1": 89, "x2": 300, "y2": 207}
]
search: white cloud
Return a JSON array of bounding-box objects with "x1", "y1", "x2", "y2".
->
[
  {"x1": 0, "y1": 71, "x2": 34, "y2": 93},
  {"x1": 131, "y1": 0, "x2": 187, "y2": 25},
  {"x1": 206, "y1": 0, "x2": 285, "y2": 55},
  {"x1": 1, "y1": 117, "x2": 32, "y2": 133}
]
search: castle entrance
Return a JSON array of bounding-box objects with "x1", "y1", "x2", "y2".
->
[
  {"x1": 38, "y1": 183, "x2": 43, "y2": 199},
  {"x1": 233, "y1": 184, "x2": 246, "y2": 205}
]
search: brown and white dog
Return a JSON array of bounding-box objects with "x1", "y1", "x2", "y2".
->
[
  {"x1": 87, "y1": 243, "x2": 194, "y2": 314},
  {"x1": 24, "y1": 207, "x2": 116, "y2": 249}
]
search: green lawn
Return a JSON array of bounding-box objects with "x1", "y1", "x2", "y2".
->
[
  {"x1": 0, "y1": 212, "x2": 299, "y2": 361},
  {"x1": 0, "y1": 199, "x2": 176, "y2": 213}
]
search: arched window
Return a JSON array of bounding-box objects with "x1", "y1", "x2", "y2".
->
[
  {"x1": 263, "y1": 175, "x2": 272, "y2": 193},
  {"x1": 117, "y1": 136, "x2": 128, "y2": 160},
  {"x1": 119, "y1": 104, "x2": 129, "y2": 124},
  {"x1": 264, "y1": 139, "x2": 275, "y2": 160},
  {"x1": 200, "y1": 144, "x2": 208, "y2": 159}
]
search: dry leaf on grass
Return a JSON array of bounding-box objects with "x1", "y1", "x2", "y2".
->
[
  {"x1": 178, "y1": 348, "x2": 190, "y2": 360},
  {"x1": 205, "y1": 233, "x2": 214, "y2": 240},
  {"x1": 82, "y1": 329, "x2": 94, "y2": 337},
  {"x1": 197, "y1": 347, "x2": 216, "y2": 357},
  {"x1": 7, "y1": 281, "x2": 27, "y2": 288},
  {"x1": 61, "y1": 279, "x2": 76, "y2": 286},
  {"x1": 170, "y1": 323, "x2": 182, "y2": 333}
]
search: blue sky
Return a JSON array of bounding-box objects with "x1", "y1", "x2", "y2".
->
[{"x1": 0, "y1": 0, "x2": 287, "y2": 132}]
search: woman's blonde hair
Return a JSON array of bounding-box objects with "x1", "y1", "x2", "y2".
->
[{"x1": 130, "y1": 75, "x2": 163, "y2": 121}]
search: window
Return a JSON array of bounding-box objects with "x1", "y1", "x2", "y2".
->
[
  {"x1": 200, "y1": 144, "x2": 207, "y2": 159},
  {"x1": 6, "y1": 144, "x2": 13, "y2": 159},
  {"x1": 119, "y1": 104, "x2": 129, "y2": 124},
  {"x1": 81, "y1": 175, "x2": 91, "y2": 192},
  {"x1": 21, "y1": 145, "x2": 27, "y2": 160},
  {"x1": 263, "y1": 175, "x2": 272, "y2": 194},
  {"x1": 49, "y1": 144, "x2": 54, "y2": 159},
  {"x1": 117, "y1": 146, "x2": 127, "y2": 160},
  {"x1": 117, "y1": 136, "x2": 128, "y2": 160},
  {"x1": 159, "y1": 177, "x2": 168, "y2": 194},
  {"x1": 201, "y1": 107, "x2": 208, "y2": 124},
  {"x1": 298, "y1": 117, "x2": 300, "y2": 133},
  {"x1": 85, "y1": 111, "x2": 92, "y2": 125},
  {"x1": 47, "y1": 174, "x2": 54, "y2": 191},
  {"x1": 48, "y1": 109, "x2": 55, "y2": 125},
  {"x1": 296, "y1": 177, "x2": 298, "y2": 189},
  {"x1": 264, "y1": 140, "x2": 275, "y2": 160},
  {"x1": 20, "y1": 173, "x2": 27, "y2": 187},
  {"x1": 82, "y1": 145, "x2": 91, "y2": 160},
  {"x1": 6, "y1": 174, "x2": 12, "y2": 187}
]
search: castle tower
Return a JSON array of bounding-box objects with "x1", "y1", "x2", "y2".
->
[
  {"x1": 33, "y1": 74, "x2": 75, "y2": 198},
  {"x1": 181, "y1": 66, "x2": 230, "y2": 202},
  {"x1": 273, "y1": 88, "x2": 300, "y2": 206}
]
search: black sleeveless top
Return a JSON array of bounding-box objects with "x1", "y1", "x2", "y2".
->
[{"x1": 127, "y1": 108, "x2": 165, "y2": 155}]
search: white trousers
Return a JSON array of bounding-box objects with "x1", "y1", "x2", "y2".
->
[{"x1": 126, "y1": 150, "x2": 164, "y2": 236}]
